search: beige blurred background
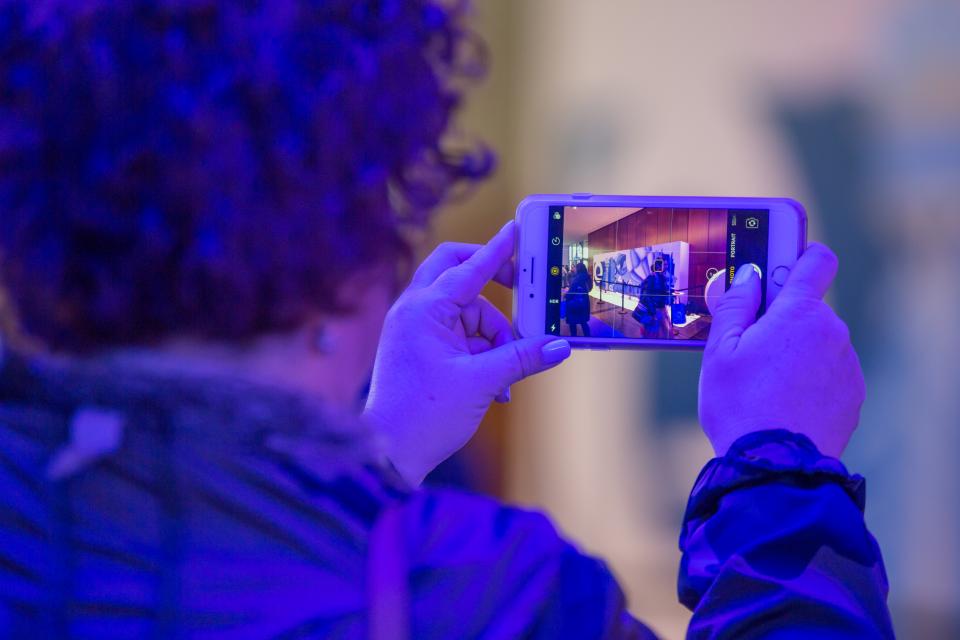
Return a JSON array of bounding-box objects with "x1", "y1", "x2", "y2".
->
[{"x1": 432, "y1": 1, "x2": 960, "y2": 638}]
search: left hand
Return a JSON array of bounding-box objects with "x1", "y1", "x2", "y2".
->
[{"x1": 364, "y1": 221, "x2": 571, "y2": 486}]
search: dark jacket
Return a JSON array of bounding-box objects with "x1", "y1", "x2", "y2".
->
[
  {"x1": 0, "y1": 351, "x2": 893, "y2": 638},
  {"x1": 565, "y1": 270, "x2": 593, "y2": 325}
]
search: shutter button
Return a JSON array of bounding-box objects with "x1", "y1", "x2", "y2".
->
[{"x1": 772, "y1": 265, "x2": 790, "y2": 286}]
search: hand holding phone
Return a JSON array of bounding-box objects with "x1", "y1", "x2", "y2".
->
[
  {"x1": 699, "y1": 243, "x2": 865, "y2": 458},
  {"x1": 364, "y1": 222, "x2": 571, "y2": 486}
]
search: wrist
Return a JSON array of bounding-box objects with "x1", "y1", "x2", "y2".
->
[
  {"x1": 705, "y1": 420, "x2": 847, "y2": 459},
  {"x1": 361, "y1": 407, "x2": 427, "y2": 488},
  {"x1": 683, "y1": 429, "x2": 866, "y2": 544}
]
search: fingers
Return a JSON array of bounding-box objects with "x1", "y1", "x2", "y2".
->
[
  {"x1": 475, "y1": 336, "x2": 571, "y2": 390},
  {"x1": 462, "y1": 296, "x2": 515, "y2": 402},
  {"x1": 776, "y1": 242, "x2": 838, "y2": 304},
  {"x1": 461, "y1": 296, "x2": 513, "y2": 348},
  {"x1": 467, "y1": 336, "x2": 495, "y2": 354},
  {"x1": 431, "y1": 220, "x2": 516, "y2": 306},
  {"x1": 463, "y1": 297, "x2": 513, "y2": 404},
  {"x1": 706, "y1": 263, "x2": 762, "y2": 354},
  {"x1": 411, "y1": 242, "x2": 514, "y2": 290}
]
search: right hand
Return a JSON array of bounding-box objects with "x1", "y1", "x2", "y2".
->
[
  {"x1": 698, "y1": 243, "x2": 865, "y2": 458},
  {"x1": 364, "y1": 222, "x2": 572, "y2": 486}
]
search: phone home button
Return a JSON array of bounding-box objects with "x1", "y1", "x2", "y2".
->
[{"x1": 772, "y1": 265, "x2": 790, "y2": 286}]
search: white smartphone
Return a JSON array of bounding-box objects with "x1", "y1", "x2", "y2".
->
[{"x1": 513, "y1": 194, "x2": 807, "y2": 349}]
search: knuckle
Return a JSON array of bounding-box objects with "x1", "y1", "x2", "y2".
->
[
  {"x1": 807, "y1": 299, "x2": 833, "y2": 322},
  {"x1": 513, "y1": 341, "x2": 536, "y2": 379},
  {"x1": 390, "y1": 288, "x2": 433, "y2": 318},
  {"x1": 814, "y1": 304, "x2": 851, "y2": 346},
  {"x1": 779, "y1": 295, "x2": 819, "y2": 318},
  {"x1": 433, "y1": 241, "x2": 456, "y2": 257},
  {"x1": 420, "y1": 286, "x2": 446, "y2": 306},
  {"x1": 384, "y1": 296, "x2": 413, "y2": 323},
  {"x1": 457, "y1": 262, "x2": 482, "y2": 283},
  {"x1": 424, "y1": 291, "x2": 459, "y2": 322},
  {"x1": 831, "y1": 316, "x2": 851, "y2": 344},
  {"x1": 704, "y1": 326, "x2": 732, "y2": 352},
  {"x1": 713, "y1": 292, "x2": 749, "y2": 315}
]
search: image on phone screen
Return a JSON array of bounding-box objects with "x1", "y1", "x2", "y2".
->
[{"x1": 545, "y1": 205, "x2": 769, "y2": 341}]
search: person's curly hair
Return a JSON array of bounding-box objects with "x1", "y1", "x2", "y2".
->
[{"x1": 0, "y1": 0, "x2": 491, "y2": 352}]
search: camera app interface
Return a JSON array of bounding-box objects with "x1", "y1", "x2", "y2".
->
[{"x1": 545, "y1": 205, "x2": 769, "y2": 341}]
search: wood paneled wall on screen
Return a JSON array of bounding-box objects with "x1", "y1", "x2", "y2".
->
[{"x1": 586, "y1": 208, "x2": 727, "y2": 313}]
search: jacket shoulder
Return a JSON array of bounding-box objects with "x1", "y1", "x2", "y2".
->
[{"x1": 405, "y1": 489, "x2": 654, "y2": 639}]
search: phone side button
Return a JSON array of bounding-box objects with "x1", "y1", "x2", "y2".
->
[
  {"x1": 571, "y1": 192, "x2": 593, "y2": 199},
  {"x1": 772, "y1": 265, "x2": 790, "y2": 286}
]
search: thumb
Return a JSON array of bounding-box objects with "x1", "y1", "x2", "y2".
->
[
  {"x1": 707, "y1": 264, "x2": 761, "y2": 354},
  {"x1": 476, "y1": 336, "x2": 571, "y2": 391}
]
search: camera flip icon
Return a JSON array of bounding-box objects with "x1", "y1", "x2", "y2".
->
[{"x1": 745, "y1": 217, "x2": 759, "y2": 229}]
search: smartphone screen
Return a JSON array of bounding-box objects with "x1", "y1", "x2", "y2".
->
[{"x1": 544, "y1": 205, "x2": 769, "y2": 341}]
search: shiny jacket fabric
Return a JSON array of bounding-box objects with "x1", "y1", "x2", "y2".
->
[
  {"x1": 0, "y1": 353, "x2": 892, "y2": 638},
  {"x1": 679, "y1": 430, "x2": 894, "y2": 639}
]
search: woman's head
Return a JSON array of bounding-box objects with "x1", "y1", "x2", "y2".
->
[
  {"x1": 575, "y1": 261, "x2": 588, "y2": 276},
  {"x1": 0, "y1": 0, "x2": 490, "y2": 353}
]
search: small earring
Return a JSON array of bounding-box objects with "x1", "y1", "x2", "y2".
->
[{"x1": 310, "y1": 323, "x2": 336, "y2": 355}]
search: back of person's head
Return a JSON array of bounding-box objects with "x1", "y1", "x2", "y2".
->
[{"x1": 0, "y1": 0, "x2": 490, "y2": 353}]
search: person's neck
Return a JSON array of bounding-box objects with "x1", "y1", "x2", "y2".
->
[
  {"x1": 98, "y1": 337, "x2": 281, "y2": 389},
  {"x1": 94, "y1": 329, "x2": 366, "y2": 414}
]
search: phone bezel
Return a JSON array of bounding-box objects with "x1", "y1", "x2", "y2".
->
[{"x1": 513, "y1": 194, "x2": 807, "y2": 350}]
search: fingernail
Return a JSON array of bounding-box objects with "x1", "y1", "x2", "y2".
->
[
  {"x1": 541, "y1": 339, "x2": 571, "y2": 364},
  {"x1": 733, "y1": 264, "x2": 758, "y2": 286},
  {"x1": 503, "y1": 387, "x2": 511, "y2": 402}
]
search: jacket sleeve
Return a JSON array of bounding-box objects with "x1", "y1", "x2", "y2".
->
[{"x1": 678, "y1": 430, "x2": 895, "y2": 639}]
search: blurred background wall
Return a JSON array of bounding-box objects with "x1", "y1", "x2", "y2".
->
[{"x1": 436, "y1": 1, "x2": 960, "y2": 638}]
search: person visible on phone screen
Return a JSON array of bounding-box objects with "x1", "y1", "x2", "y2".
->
[
  {"x1": 0, "y1": 1, "x2": 893, "y2": 638},
  {"x1": 565, "y1": 261, "x2": 593, "y2": 337},
  {"x1": 634, "y1": 258, "x2": 672, "y2": 339}
]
